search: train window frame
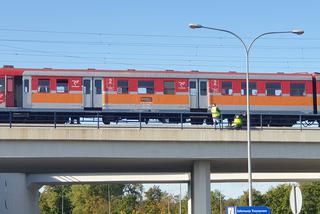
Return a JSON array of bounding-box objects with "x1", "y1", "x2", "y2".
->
[
  {"x1": 138, "y1": 80, "x2": 154, "y2": 94},
  {"x1": 221, "y1": 81, "x2": 233, "y2": 95},
  {"x1": 83, "y1": 79, "x2": 91, "y2": 94},
  {"x1": 95, "y1": 79, "x2": 102, "y2": 95},
  {"x1": 189, "y1": 81, "x2": 196, "y2": 89},
  {"x1": 241, "y1": 82, "x2": 257, "y2": 96},
  {"x1": 56, "y1": 79, "x2": 69, "y2": 93},
  {"x1": 290, "y1": 83, "x2": 306, "y2": 96},
  {"x1": 0, "y1": 78, "x2": 4, "y2": 92},
  {"x1": 200, "y1": 81, "x2": 207, "y2": 96},
  {"x1": 164, "y1": 81, "x2": 175, "y2": 95},
  {"x1": 24, "y1": 79, "x2": 29, "y2": 93},
  {"x1": 38, "y1": 79, "x2": 50, "y2": 93},
  {"x1": 266, "y1": 82, "x2": 281, "y2": 96},
  {"x1": 117, "y1": 80, "x2": 129, "y2": 94}
]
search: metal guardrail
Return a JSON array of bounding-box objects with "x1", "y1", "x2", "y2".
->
[{"x1": 0, "y1": 110, "x2": 319, "y2": 130}]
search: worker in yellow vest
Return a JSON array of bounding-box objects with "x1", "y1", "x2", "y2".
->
[
  {"x1": 231, "y1": 114, "x2": 243, "y2": 130},
  {"x1": 211, "y1": 103, "x2": 221, "y2": 128}
]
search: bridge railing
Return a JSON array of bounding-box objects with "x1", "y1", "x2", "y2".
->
[{"x1": 0, "y1": 110, "x2": 319, "y2": 130}]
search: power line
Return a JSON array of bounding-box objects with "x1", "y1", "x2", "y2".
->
[
  {"x1": 1, "y1": 49, "x2": 317, "y2": 61},
  {"x1": 2, "y1": 59, "x2": 317, "y2": 70},
  {"x1": 0, "y1": 27, "x2": 318, "y2": 41},
  {"x1": 0, "y1": 38, "x2": 318, "y2": 50},
  {"x1": 1, "y1": 52, "x2": 319, "y2": 64}
]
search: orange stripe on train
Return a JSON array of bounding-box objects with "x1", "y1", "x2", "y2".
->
[
  {"x1": 105, "y1": 94, "x2": 189, "y2": 105},
  {"x1": 32, "y1": 93, "x2": 82, "y2": 103},
  {"x1": 211, "y1": 96, "x2": 313, "y2": 106}
]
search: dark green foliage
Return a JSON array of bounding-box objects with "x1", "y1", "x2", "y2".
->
[
  {"x1": 264, "y1": 184, "x2": 291, "y2": 214},
  {"x1": 299, "y1": 182, "x2": 320, "y2": 214}
]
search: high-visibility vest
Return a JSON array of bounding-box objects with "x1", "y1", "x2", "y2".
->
[
  {"x1": 233, "y1": 117, "x2": 243, "y2": 126},
  {"x1": 211, "y1": 106, "x2": 221, "y2": 118}
]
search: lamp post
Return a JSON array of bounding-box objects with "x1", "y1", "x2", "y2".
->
[{"x1": 189, "y1": 23, "x2": 304, "y2": 206}]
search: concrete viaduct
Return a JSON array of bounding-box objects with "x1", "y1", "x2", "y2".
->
[{"x1": 1, "y1": 127, "x2": 320, "y2": 214}]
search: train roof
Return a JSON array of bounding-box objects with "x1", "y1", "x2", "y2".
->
[{"x1": 0, "y1": 66, "x2": 314, "y2": 80}]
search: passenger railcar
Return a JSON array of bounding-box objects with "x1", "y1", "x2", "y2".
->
[{"x1": 0, "y1": 65, "x2": 318, "y2": 125}]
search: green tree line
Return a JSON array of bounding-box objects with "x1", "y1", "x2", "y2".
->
[{"x1": 39, "y1": 182, "x2": 320, "y2": 214}]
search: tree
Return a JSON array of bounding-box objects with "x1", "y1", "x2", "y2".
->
[
  {"x1": 39, "y1": 185, "x2": 72, "y2": 214},
  {"x1": 299, "y1": 182, "x2": 320, "y2": 214},
  {"x1": 68, "y1": 184, "x2": 125, "y2": 214},
  {"x1": 211, "y1": 190, "x2": 225, "y2": 214},
  {"x1": 115, "y1": 184, "x2": 144, "y2": 214},
  {"x1": 264, "y1": 184, "x2": 291, "y2": 214},
  {"x1": 144, "y1": 185, "x2": 163, "y2": 214},
  {"x1": 238, "y1": 189, "x2": 265, "y2": 206}
]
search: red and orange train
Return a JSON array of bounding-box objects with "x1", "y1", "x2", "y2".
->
[{"x1": 0, "y1": 65, "x2": 319, "y2": 125}]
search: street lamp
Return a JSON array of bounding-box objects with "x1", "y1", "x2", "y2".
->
[{"x1": 189, "y1": 23, "x2": 304, "y2": 206}]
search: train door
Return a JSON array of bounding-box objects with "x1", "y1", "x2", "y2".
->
[
  {"x1": 83, "y1": 77, "x2": 103, "y2": 109},
  {"x1": 14, "y1": 76, "x2": 22, "y2": 107},
  {"x1": 93, "y1": 78, "x2": 103, "y2": 108},
  {"x1": 23, "y1": 76, "x2": 32, "y2": 108},
  {"x1": 189, "y1": 79, "x2": 208, "y2": 109},
  {"x1": 6, "y1": 76, "x2": 14, "y2": 107},
  {"x1": 83, "y1": 78, "x2": 92, "y2": 108},
  {"x1": 189, "y1": 79, "x2": 198, "y2": 109},
  {"x1": 199, "y1": 79, "x2": 208, "y2": 108}
]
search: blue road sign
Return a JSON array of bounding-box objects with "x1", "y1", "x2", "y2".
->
[{"x1": 226, "y1": 206, "x2": 271, "y2": 214}]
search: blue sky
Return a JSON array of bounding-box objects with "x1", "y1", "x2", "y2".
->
[
  {"x1": 0, "y1": 0, "x2": 319, "y2": 72},
  {"x1": 3, "y1": 0, "x2": 315, "y2": 198}
]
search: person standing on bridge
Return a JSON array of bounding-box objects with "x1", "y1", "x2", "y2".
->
[{"x1": 211, "y1": 103, "x2": 221, "y2": 129}]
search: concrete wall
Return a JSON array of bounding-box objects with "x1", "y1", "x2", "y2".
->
[{"x1": 0, "y1": 174, "x2": 39, "y2": 214}]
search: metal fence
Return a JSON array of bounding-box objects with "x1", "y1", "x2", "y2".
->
[{"x1": 0, "y1": 110, "x2": 319, "y2": 130}]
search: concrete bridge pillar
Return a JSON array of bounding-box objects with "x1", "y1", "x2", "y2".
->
[
  {"x1": 189, "y1": 160, "x2": 211, "y2": 214},
  {"x1": 0, "y1": 173, "x2": 39, "y2": 214}
]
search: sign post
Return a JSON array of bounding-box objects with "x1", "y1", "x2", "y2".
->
[{"x1": 290, "y1": 185, "x2": 302, "y2": 214}]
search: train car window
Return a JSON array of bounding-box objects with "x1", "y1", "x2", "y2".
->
[
  {"x1": 164, "y1": 81, "x2": 175, "y2": 94},
  {"x1": 84, "y1": 79, "x2": 91, "y2": 94},
  {"x1": 266, "y1": 83, "x2": 281, "y2": 96},
  {"x1": 0, "y1": 78, "x2": 4, "y2": 92},
  {"x1": 189, "y1": 81, "x2": 196, "y2": 89},
  {"x1": 290, "y1": 83, "x2": 305, "y2": 96},
  {"x1": 200, "y1": 81, "x2": 207, "y2": 95},
  {"x1": 241, "y1": 82, "x2": 257, "y2": 95},
  {"x1": 7, "y1": 78, "x2": 13, "y2": 92},
  {"x1": 95, "y1": 80, "x2": 102, "y2": 94},
  {"x1": 56, "y1": 79, "x2": 68, "y2": 93},
  {"x1": 24, "y1": 79, "x2": 29, "y2": 93},
  {"x1": 38, "y1": 79, "x2": 50, "y2": 93},
  {"x1": 138, "y1": 80, "x2": 154, "y2": 94},
  {"x1": 117, "y1": 80, "x2": 129, "y2": 94},
  {"x1": 221, "y1": 81, "x2": 233, "y2": 95}
]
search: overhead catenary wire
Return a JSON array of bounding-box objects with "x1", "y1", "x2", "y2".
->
[
  {"x1": 0, "y1": 27, "x2": 319, "y2": 41},
  {"x1": 0, "y1": 27, "x2": 317, "y2": 72},
  {"x1": 0, "y1": 52, "x2": 319, "y2": 64},
  {"x1": 0, "y1": 38, "x2": 317, "y2": 50}
]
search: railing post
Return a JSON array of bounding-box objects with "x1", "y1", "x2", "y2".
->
[
  {"x1": 9, "y1": 111, "x2": 12, "y2": 128},
  {"x1": 299, "y1": 115, "x2": 302, "y2": 131},
  {"x1": 260, "y1": 114, "x2": 263, "y2": 130},
  {"x1": 139, "y1": 113, "x2": 142, "y2": 130},
  {"x1": 180, "y1": 113, "x2": 183, "y2": 130},
  {"x1": 54, "y1": 112, "x2": 56, "y2": 128},
  {"x1": 97, "y1": 112, "x2": 100, "y2": 129}
]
